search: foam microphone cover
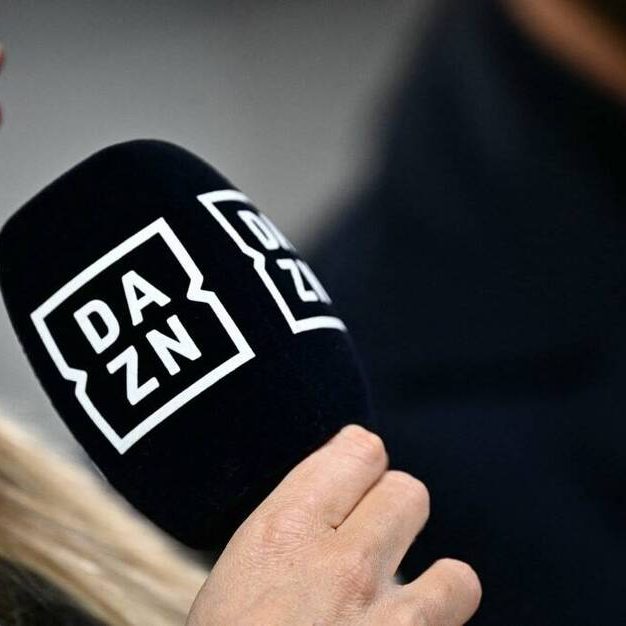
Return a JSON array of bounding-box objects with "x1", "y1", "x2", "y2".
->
[{"x1": 0, "y1": 140, "x2": 374, "y2": 549}]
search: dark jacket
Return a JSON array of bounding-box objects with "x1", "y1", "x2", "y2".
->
[{"x1": 311, "y1": 0, "x2": 626, "y2": 622}]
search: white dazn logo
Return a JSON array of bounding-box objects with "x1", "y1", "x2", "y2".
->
[
  {"x1": 197, "y1": 190, "x2": 346, "y2": 334},
  {"x1": 31, "y1": 218, "x2": 254, "y2": 454}
]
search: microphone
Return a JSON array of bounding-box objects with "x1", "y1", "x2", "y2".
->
[{"x1": 0, "y1": 140, "x2": 374, "y2": 549}]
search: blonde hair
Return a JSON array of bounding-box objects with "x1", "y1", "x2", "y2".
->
[{"x1": 0, "y1": 416, "x2": 207, "y2": 625}]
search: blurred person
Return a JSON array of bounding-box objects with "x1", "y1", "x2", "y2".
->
[
  {"x1": 0, "y1": 416, "x2": 206, "y2": 625},
  {"x1": 0, "y1": 44, "x2": 482, "y2": 624},
  {"x1": 312, "y1": 0, "x2": 626, "y2": 623}
]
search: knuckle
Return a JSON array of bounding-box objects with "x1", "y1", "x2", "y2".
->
[
  {"x1": 408, "y1": 559, "x2": 482, "y2": 626},
  {"x1": 253, "y1": 506, "x2": 316, "y2": 555},
  {"x1": 288, "y1": 489, "x2": 323, "y2": 519},
  {"x1": 385, "y1": 471, "x2": 430, "y2": 510},
  {"x1": 436, "y1": 558, "x2": 482, "y2": 607},
  {"x1": 332, "y1": 547, "x2": 380, "y2": 606},
  {"x1": 340, "y1": 425, "x2": 387, "y2": 466}
]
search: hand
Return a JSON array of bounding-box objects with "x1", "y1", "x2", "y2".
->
[{"x1": 187, "y1": 425, "x2": 481, "y2": 625}]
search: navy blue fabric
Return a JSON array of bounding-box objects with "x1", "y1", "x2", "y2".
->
[{"x1": 311, "y1": 1, "x2": 626, "y2": 622}]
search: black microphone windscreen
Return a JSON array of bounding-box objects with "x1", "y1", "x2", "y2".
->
[{"x1": 0, "y1": 140, "x2": 374, "y2": 549}]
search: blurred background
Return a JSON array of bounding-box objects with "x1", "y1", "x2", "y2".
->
[
  {"x1": 0, "y1": 0, "x2": 428, "y2": 455},
  {"x1": 3, "y1": 3, "x2": 625, "y2": 623}
]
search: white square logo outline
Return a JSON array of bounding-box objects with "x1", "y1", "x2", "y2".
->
[
  {"x1": 197, "y1": 190, "x2": 346, "y2": 334},
  {"x1": 31, "y1": 217, "x2": 255, "y2": 454}
]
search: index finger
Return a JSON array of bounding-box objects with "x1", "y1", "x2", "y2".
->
[{"x1": 259, "y1": 425, "x2": 388, "y2": 531}]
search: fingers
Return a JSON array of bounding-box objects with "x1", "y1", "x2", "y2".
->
[
  {"x1": 223, "y1": 425, "x2": 482, "y2": 625},
  {"x1": 399, "y1": 558, "x2": 482, "y2": 625},
  {"x1": 261, "y1": 425, "x2": 388, "y2": 530},
  {"x1": 336, "y1": 470, "x2": 430, "y2": 577}
]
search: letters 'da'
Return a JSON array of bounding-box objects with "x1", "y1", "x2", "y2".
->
[{"x1": 73, "y1": 270, "x2": 202, "y2": 406}]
